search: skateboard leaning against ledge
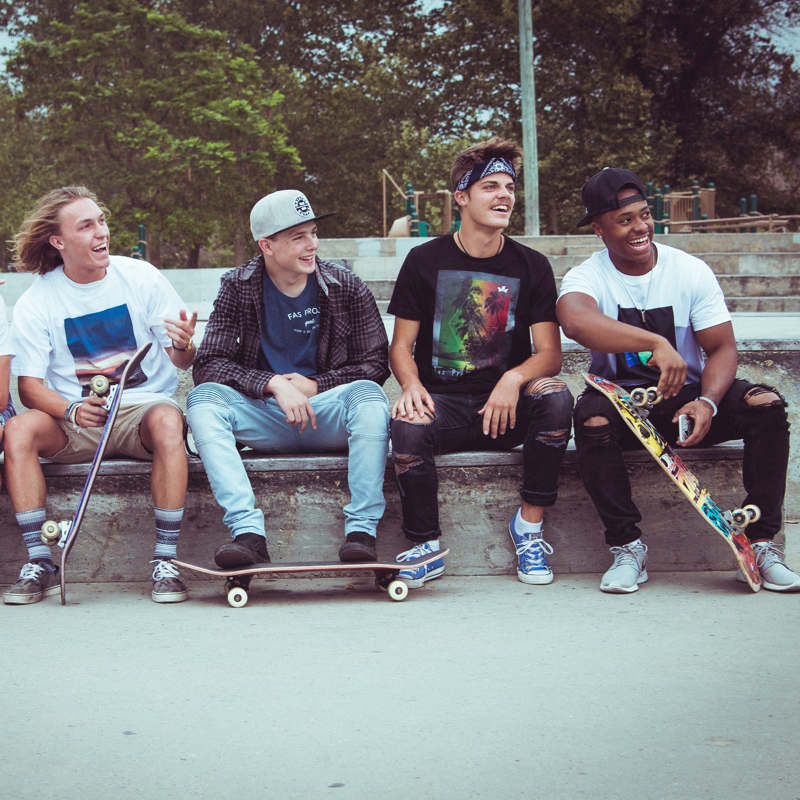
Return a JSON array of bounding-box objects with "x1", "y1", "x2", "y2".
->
[
  {"x1": 173, "y1": 548, "x2": 451, "y2": 608},
  {"x1": 582, "y1": 372, "x2": 761, "y2": 592},
  {"x1": 40, "y1": 342, "x2": 152, "y2": 605}
]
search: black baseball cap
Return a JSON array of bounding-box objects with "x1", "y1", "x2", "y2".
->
[{"x1": 576, "y1": 168, "x2": 648, "y2": 228}]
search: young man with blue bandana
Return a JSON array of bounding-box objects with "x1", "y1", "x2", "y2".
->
[
  {"x1": 187, "y1": 190, "x2": 391, "y2": 567},
  {"x1": 388, "y1": 138, "x2": 573, "y2": 587}
]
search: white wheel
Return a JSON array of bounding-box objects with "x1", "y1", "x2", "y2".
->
[
  {"x1": 387, "y1": 580, "x2": 409, "y2": 602},
  {"x1": 90, "y1": 375, "x2": 109, "y2": 396},
  {"x1": 227, "y1": 586, "x2": 248, "y2": 608},
  {"x1": 744, "y1": 504, "x2": 761, "y2": 523},
  {"x1": 375, "y1": 577, "x2": 388, "y2": 592},
  {"x1": 41, "y1": 520, "x2": 60, "y2": 546},
  {"x1": 731, "y1": 507, "x2": 749, "y2": 528},
  {"x1": 646, "y1": 387, "x2": 662, "y2": 405},
  {"x1": 630, "y1": 388, "x2": 648, "y2": 407}
]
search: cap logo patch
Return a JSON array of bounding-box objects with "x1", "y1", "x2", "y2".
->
[{"x1": 294, "y1": 196, "x2": 311, "y2": 216}]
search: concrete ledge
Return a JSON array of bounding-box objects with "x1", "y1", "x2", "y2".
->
[{"x1": 4, "y1": 441, "x2": 789, "y2": 586}]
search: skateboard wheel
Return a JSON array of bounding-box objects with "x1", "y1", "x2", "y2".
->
[
  {"x1": 646, "y1": 387, "x2": 662, "y2": 405},
  {"x1": 387, "y1": 580, "x2": 409, "y2": 602},
  {"x1": 41, "y1": 520, "x2": 60, "y2": 546},
  {"x1": 744, "y1": 504, "x2": 761, "y2": 524},
  {"x1": 90, "y1": 375, "x2": 110, "y2": 396},
  {"x1": 227, "y1": 586, "x2": 248, "y2": 608},
  {"x1": 630, "y1": 388, "x2": 648, "y2": 407},
  {"x1": 731, "y1": 507, "x2": 749, "y2": 527}
]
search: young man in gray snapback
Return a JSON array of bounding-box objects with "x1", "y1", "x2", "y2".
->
[{"x1": 186, "y1": 190, "x2": 391, "y2": 567}]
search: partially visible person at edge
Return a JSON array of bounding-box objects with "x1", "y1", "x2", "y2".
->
[
  {"x1": 186, "y1": 190, "x2": 390, "y2": 569},
  {"x1": 3, "y1": 186, "x2": 197, "y2": 606},
  {"x1": 387, "y1": 137, "x2": 574, "y2": 588},
  {"x1": 557, "y1": 167, "x2": 794, "y2": 594}
]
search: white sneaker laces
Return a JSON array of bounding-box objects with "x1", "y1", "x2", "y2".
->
[
  {"x1": 19, "y1": 562, "x2": 46, "y2": 580},
  {"x1": 609, "y1": 542, "x2": 647, "y2": 568},
  {"x1": 151, "y1": 559, "x2": 181, "y2": 581},
  {"x1": 515, "y1": 535, "x2": 554, "y2": 567},
  {"x1": 753, "y1": 542, "x2": 785, "y2": 570},
  {"x1": 396, "y1": 544, "x2": 433, "y2": 563}
]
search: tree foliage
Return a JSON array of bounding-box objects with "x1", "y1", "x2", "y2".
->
[
  {"x1": 4, "y1": 0, "x2": 299, "y2": 264},
  {"x1": 1, "y1": 0, "x2": 799, "y2": 254}
]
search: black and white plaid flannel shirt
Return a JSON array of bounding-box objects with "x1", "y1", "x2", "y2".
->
[{"x1": 193, "y1": 255, "x2": 389, "y2": 397}]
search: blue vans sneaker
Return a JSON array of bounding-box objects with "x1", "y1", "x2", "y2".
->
[
  {"x1": 508, "y1": 515, "x2": 554, "y2": 585},
  {"x1": 396, "y1": 542, "x2": 445, "y2": 588}
]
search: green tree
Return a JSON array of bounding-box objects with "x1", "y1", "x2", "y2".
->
[{"x1": 5, "y1": 0, "x2": 299, "y2": 265}]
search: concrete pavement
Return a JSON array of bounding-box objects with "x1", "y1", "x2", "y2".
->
[{"x1": 2, "y1": 573, "x2": 799, "y2": 799}]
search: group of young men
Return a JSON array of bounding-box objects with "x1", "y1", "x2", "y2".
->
[{"x1": 1, "y1": 138, "x2": 795, "y2": 606}]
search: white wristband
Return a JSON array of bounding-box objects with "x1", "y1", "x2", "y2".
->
[{"x1": 697, "y1": 396, "x2": 718, "y2": 417}]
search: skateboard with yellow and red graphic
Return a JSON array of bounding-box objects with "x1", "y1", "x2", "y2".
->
[{"x1": 582, "y1": 373, "x2": 761, "y2": 591}]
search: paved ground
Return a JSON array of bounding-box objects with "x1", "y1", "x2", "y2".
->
[{"x1": 3, "y1": 573, "x2": 799, "y2": 799}]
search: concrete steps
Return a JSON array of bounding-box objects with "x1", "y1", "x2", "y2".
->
[{"x1": 317, "y1": 232, "x2": 800, "y2": 316}]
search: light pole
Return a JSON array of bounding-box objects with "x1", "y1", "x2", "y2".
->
[{"x1": 519, "y1": 0, "x2": 540, "y2": 236}]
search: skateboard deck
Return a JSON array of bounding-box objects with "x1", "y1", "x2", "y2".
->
[
  {"x1": 582, "y1": 373, "x2": 761, "y2": 591},
  {"x1": 44, "y1": 342, "x2": 152, "y2": 604},
  {"x1": 172, "y1": 547, "x2": 450, "y2": 607}
]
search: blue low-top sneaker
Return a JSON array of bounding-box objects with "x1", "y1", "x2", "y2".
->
[
  {"x1": 508, "y1": 515, "x2": 554, "y2": 585},
  {"x1": 396, "y1": 542, "x2": 445, "y2": 588}
]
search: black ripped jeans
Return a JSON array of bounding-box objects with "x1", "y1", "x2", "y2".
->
[
  {"x1": 573, "y1": 379, "x2": 790, "y2": 547},
  {"x1": 390, "y1": 385, "x2": 574, "y2": 542}
]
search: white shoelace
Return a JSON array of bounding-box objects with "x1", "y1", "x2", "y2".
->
[
  {"x1": 753, "y1": 542, "x2": 786, "y2": 570},
  {"x1": 19, "y1": 562, "x2": 47, "y2": 580},
  {"x1": 396, "y1": 544, "x2": 434, "y2": 563},
  {"x1": 515, "y1": 535, "x2": 554, "y2": 567},
  {"x1": 151, "y1": 559, "x2": 181, "y2": 581},
  {"x1": 609, "y1": 542, "x2": 648, "y2": 568}
]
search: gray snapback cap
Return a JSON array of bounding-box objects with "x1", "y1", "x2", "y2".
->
[{"x1": 250, "y1": 190, "x2": 335, "y2": 241}]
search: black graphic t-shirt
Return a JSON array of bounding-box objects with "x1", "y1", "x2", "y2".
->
[{"x1": 388, "y1": 235, "x2": 558, "y2": 394}]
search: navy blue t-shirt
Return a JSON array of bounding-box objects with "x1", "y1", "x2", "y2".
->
[{"x1": 258, "y1": 273, "x2": 320, "y2": 376}]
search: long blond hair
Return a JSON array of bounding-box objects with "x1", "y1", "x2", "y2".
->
[{"x1": 11, "y1": 187, "x2": 108, "y2": 275}]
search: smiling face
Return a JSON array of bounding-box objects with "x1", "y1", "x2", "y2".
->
[
  {"x1": 258, "y1": 221, "x2": 319, "y2": 295},
  {"x1": 455, "y1": 172, "x2": 515, "y2": 233},
  {"x1": 50, "y1": 198, "x2": 111, "y2": 281},
  {"x1": 591, "y1": 187, "x2": 655, "y2": 274}
]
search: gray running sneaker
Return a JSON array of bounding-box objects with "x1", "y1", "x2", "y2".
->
[
  {"x1": 736, "y1": 541, "x2": 800, "y2": 592},
  {"x1": 151, "y1": 559, "x2": 189, "y2": 603},
  {"x1": 3, "y1": 562, "x2": 61, "y2": 605},
  {"x1": 600, "y1": 540, "x2": 648, "y2": 594}
]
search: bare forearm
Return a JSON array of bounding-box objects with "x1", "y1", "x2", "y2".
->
[
  {"x1": 18, "y1": 378, "x2": 70, "y2": 418},
  {"x1": 390, "y1": 344, "x2": 423, "y2": 390},
  {"x1": 700, "y1": 346, "x2": 738, "y2": 403},
  {"x1": 561, "y1": 311, "x2": 665, "y2": 354},
  {"x1": 506, "y1": 349, "x2": 562, "y2": 386}
]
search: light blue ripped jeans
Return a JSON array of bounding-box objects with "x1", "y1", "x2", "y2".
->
[{"x1": 186, "y1": 381, "x2": 390, "y2": 539}]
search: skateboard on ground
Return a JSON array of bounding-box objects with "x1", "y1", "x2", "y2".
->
[
  {"x1": 582, "y1": 373, "x2": 762, "y2": 592},
  {"x1": 41, "y1": 342, "x2": 153, "y2": 604},
  {"x1": 172, "y1": 548, "x2": 450, "y2": 607}
]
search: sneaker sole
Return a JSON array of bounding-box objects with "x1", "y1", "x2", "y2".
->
[
  {"x1": 3, "y1": 584, "x2": 60, "y2": 605},
  {"x1": 399, "y1": 565, "x2": 445, "y2": 589},
  {"x1": 600, "y1": 570, "x2": 648, "y2": 594},
  {"x1": 151, "y1": 589, "x2": 189, "y2": 603},
  {"x1": 761, "y1": 580, "x2": 800, "y2": 592},
  {"x1": 517, "y1": 570, "x2": 554, "y2": 585}
]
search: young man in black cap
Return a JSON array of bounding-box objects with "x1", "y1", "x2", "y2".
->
[
  {"x1": 186, "y1": 190, "x2": 390, "y2": 566},
  {"x1": 557, "y1": 168, "x2": 794, "y2": 593},
  {"x1": 388, "y1": 137, "x2": 573, "y2": 587}
]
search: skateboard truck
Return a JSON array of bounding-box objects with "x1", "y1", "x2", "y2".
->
[
  {"x1": 629, "y1": 386, "x2": 661, "y2": 419},
  {"x1": 41, "y1": 520, "x2": 71, "y2": 548},
  {"x1": 726, "y1": 505, "x2": 761, "y2": 529}
]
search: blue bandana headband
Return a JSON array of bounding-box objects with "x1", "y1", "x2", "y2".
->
[{"x1": 456, "y1": 157, "x2": 517, "y2": 192}]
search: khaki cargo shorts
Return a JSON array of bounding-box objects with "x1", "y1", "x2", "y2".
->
[{"x1": 48, "y1": 399, "x2": 182, "y2": 464}]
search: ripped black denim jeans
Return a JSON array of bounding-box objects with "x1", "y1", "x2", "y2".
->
[
  {"x1": 573, "y1": 379, "x2": 790, "y2": 547},
  {"x1": 390, "y1": 383, "x2": 574, "y2": 542}
]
